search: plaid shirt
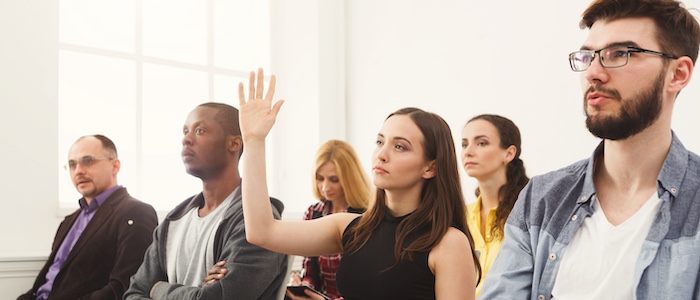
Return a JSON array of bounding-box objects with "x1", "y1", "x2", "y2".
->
[{"x1": 302, "y1": 201, "x2": 363, "y2": 300}]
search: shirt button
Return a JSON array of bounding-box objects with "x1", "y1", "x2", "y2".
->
[
  {"x1": 671, "y1": 188, "x2": 678, "y2": 193},
  {"x1": 127, "y1": 220, "x2": 134, "y2": 225},
  {"x1": 549, "y1": 253, "x2": 556, "y2": 260},
  {"x1": 571, "y1": 215, "x2": 578, "y2": 221},
  {"x1": 538, "y1": 295, "x2": 545, "y2": 300},
  {"x1": 580, "y1": 196, "x2": 587, "y2": 200}
]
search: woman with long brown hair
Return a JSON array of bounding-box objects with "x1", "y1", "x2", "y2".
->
[
  {"x1": 460, "y1": 114, "x2": 529, "y2": 297},
  {"x1": 238, "y1": 69, "x2": 479, "y2": 300}
]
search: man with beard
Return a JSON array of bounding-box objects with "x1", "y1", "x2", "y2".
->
[
  {"x1": 18, "y1": 135, "x2": 157, "y2": 300},
  {"x1": 124, "y1": 102, "x2": 288, "y2": 299},
  {"x1": 479, "y1": 0, "x2": 700, "y2": 299}
]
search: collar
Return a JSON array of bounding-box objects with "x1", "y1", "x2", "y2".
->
[
  {"x1": 78, "y1": 185, "x2": 122, "y2": 212},
  {"x1": 578, "y1": 131, "x2": 687, "y2": 206}
]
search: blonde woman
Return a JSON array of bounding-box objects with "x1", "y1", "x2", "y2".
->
[{"x1": 289, "y1": 140, "x2": 370, "y2": 300}]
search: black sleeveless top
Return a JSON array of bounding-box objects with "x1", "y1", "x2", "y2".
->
[{"x1": 335, "y1": 213, "x2": 436, "y2": 300}]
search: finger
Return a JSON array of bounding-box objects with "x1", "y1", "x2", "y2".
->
[
  {"x1": 248, "y1": 71, "x2": 255, "y2": 100},
  {"x1": 265, "y1": 74, "x2": 276, "y2": 101},
  {"x1": 238, "y1": 82, "x2": 245, "y2": 106},
  {"x1": 270, "y1": 99, "x2": 285, "y2": 117},
  {"x1": 256, "y1": 68, "x2": 265, "y2": 99}
]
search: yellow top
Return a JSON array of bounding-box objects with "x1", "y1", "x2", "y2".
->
[{"x1": 466, "y1": 195, "x2": 503, "y2": 298}]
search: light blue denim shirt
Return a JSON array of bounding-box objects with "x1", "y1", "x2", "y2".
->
[{"x1": 480, "y1": 132, "x2": 700, "y2": 300}]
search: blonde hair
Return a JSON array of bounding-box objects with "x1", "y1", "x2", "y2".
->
[{"x1": 312, "y1": 140, "x2": 371, "y2": 209}]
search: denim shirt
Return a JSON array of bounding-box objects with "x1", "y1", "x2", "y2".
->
[{"x1": 479, "y1": 133, "x2": 700, "y2": 300}]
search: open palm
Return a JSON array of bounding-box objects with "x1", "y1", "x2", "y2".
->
[{"x1": 238, "y1": 68, "x2": 284, "y2": 141}]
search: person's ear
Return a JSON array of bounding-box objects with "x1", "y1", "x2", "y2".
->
[
  {"x1": 422, "y1": 160, "x2": 436, "y2": 179},
  {"x1": 668, "y1": 56, "x2": 693, "y2": 95},
  {"x1": 504, "y1": 145, "x2": 517, "y2": 164},
  {"x1": 112, "y1": 158, "x2": 121, "y2": 176},
  {"x1": 227, "y1": 135, "x2": 243, "y2": 153}
]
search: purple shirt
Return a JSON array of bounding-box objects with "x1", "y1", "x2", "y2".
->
[{"x1": 36, "y1": 185, "x2": 121, "y2": 300}]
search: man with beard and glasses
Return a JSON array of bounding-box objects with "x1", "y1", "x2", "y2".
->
[
  {"x1": 18, "y1": 135, "x2": 157, "y2": 300},
  {"x1": 479, "y1": 0, "x2": 700, "y2": 299}
]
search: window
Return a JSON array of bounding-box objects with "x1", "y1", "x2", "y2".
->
[{"x1": 58, "y1": 0, "x2": 271, "y2": 212}]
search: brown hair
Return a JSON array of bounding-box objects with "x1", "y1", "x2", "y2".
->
[
  {"x1": 581, "y1": 0, "x2": 700, "y2": 64},
  {"x1": 344, "y1": 107, "x2": 481, "y2": 282},
  {"x1": 468, "y1": 114, "x2": 529, "y2": 240},
  {"x1": 77, "y1": 134, "x2": 118, "y2": 158}
]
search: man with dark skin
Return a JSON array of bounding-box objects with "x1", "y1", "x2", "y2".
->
[{"x1": 125, "y1": 102, "x2": 288, "y2": 300}]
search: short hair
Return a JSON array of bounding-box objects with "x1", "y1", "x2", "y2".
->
[
  {"x1": 77, "y1": 134, "x2": 118, "y2": 158},
  {"x1": 312, "y1": 140, "x2": 370, "y2": 210},
  {"x1": 581, "y1": 0, "x2": 700, "y2": 64},
  {"x1": 196, "y1": 102, "x2": 243, "y2": 155}
]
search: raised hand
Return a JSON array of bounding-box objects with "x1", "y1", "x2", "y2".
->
[{"x1": 238, "y1": 68, "x2": 284, "y2": 142}]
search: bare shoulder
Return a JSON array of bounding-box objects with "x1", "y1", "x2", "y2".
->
[
  {"x1": 428, "y1": 227, "x2": 475, "y2": 277},
  {"x1": 326, "y1": 212, "x2": 362, "y2": 233},
  {"x1": 430, "y1": 228, "x2": 476, "y2": 300},
  {"x1": 432, "y1": 227, "x2": 470, "y2": 254},
  {"x1": 429, "y1": 227, "x2": 472, "y2": 270}
]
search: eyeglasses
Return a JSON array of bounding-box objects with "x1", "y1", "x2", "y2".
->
[
  {"x1": 569, "y1": 46, "x2": 678, "y2": 72},
  {"x1": 64, "y1": 156, "x2": 113, "y2": 171}
]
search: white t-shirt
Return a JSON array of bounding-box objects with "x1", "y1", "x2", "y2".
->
[
  {"x1": 166, "y1": 193, "x2": 234, "y2": 287},
  {"x1": 551, "y1": 192, "x2": 661, "y2": 299}
]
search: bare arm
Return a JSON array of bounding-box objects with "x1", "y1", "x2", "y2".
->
[
  {"x1": 238, "y1": 68, "x2": 355, "y2": 257},
  {"x1": 430, "y1": 228, "x2": 476, "y2": 300}
]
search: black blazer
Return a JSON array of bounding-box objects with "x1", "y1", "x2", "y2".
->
[{"x1": 18, "y1": 187, "x2": 157, "y2": 300}]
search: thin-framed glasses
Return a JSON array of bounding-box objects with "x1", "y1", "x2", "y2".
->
[
  {"x1": 569, "y1": 46, "x2": 679, "y2": 72},
  {"x1": 64, "y1": 156, "x2": 113, "y2": 171}
]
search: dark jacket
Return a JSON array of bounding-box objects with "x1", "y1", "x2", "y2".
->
[
  {"x1": 18, "y1": 187, "x2": 158, "y2": 300},
  {"x1": 124, "y1": 186, "x2": 288, "y2": 299}
]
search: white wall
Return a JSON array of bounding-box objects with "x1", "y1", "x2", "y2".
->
[
  {"x1": 0, "y1": 0, "x2": 61, "y2": 295},
  {"x1": 340, "y1": 0, "x2": 700, "y2": 202},
  {"x1": 0, "y1": 1, "x2": 61, "y2": 255},
  {"x1": 2, "y1": 0, "x2": 700, "y2": 296}
]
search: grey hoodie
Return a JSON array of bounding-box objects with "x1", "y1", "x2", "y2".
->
[{"x1": 124, "y1": 186, "x2": 288, "y2": 299}]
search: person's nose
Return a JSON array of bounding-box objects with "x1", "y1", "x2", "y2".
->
[
  {"x1": 583, "y1": 54, "x2": 610, "y2": 85},
  {"x1": 73, "y1": 163, "x2": 87, "y2": 175},
  {"x1": 463, "y1": 143, "x2": 476, "y2": 158},
  {"x1": 182, "y1": 132, "x2": 193, "y2": 146},
  {"x1": 376, "y1": 144, "x2": 389, "y2": 163}
]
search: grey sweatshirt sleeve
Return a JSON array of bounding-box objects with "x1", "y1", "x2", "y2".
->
[
  {"x1": 123, "y1": 222, "x2": 169, "y2": 299},
  {"x1": 128, "y1": 200, "x2": 288, "y2": 300}
]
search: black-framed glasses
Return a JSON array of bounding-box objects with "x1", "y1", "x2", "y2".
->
[
  {"x1": 569, "y1": 46, "x2": 679, "y2": 72},
  {"x1": 64, "y1": 156, "x2": 113, "y2": 171}
]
